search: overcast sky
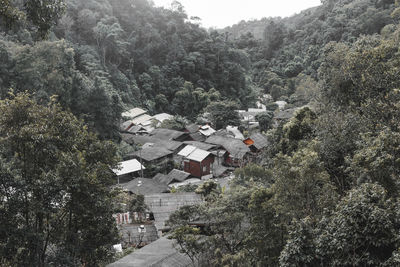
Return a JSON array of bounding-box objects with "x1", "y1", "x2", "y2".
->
[{"x1": 152, "y1": 0, "x2": 322, "y2": 28}]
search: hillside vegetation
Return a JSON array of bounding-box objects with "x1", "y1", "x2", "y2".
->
[{"x1": 2, "y1": 0, "x2": 400, "y2": 266}]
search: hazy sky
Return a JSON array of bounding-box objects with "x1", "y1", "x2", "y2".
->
[{"x1": 152, "y1": 0, "x2": 322, "y2": 28}]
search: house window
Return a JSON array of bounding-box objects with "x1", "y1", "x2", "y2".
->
[{"x1": 203, "y1": 165, "x2": 207, "y2": 172}]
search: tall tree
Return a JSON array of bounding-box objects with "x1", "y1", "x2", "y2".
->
[
  {"x1": 0, "y1": 0, "x2": 66, "y2": 39},
  {"x1": 281, "y1": 183, "x2": 400, "y2": 266},
  {"x1": 0, "y1": 92, "x2": 119, "y2": 266},
  {"x1": 205, "y1": 100, "x2": 241, "y2": 129}
]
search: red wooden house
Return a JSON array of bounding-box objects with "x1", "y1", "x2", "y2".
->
[{"x1": 178, "y1": 145, "x2": 215, "y2": 178}]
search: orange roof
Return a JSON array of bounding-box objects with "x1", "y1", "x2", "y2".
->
[{"x1": 243, "y1": 138, "x2": 254, "y2": 146}]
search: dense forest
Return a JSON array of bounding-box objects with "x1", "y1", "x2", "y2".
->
[{"x1": 2, "y1": 0, "x2": 400, "y2": 266}]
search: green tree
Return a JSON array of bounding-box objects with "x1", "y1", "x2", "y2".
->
[
  {"x1": 205, "y1": 100, "x2": 241, "y2": 129},
  {"x1": 0, "y1": 92, "x2": 119, "y2": 266},
  {"x1": 278, "y1": 107, "x2": 317, "y2": 155},
  {"x1": 160, "y1": 115, "x2": 189, "y2": 130},
  {"x1": 281, "y1": 183, "x2": 400, "y2": 267},
  {"x1": 255, "y1": 111, "x2": 274, "y2": 132},
  {"x1": 93, "y1": 17, "x2": 128, "y2": 66},
  {"x1": 272, "y1": 143, "x2": 337, "y2": 221},
  {"x1": 195, "y1": 180, "x2": 219, "y2": 200},
  {"x1": 279, "y1": 217, "x2": 319, "y2": 267},
  {"x1": 0, "y1": 0, "x2": 66, "y2": 39},
  {"x1": 155, "y1": 93, "x2": 169, "y2": 113},
  {"x1": 350, "y1": 129, "x2": 400, "y2": 195},
  {"x1": 168, "y1": 226, "x2": 202, "y2": 266},
  {"x1": 233, "y1": 163, "x2": 273, "y2": 186}
]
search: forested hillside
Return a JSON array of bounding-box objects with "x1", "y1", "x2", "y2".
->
[
  {"x1": 1, "y1": 0, "x2": 257, "y2": 139},
  {"x1": 3, "y1": 0, "x2": 400, "y2": 266},
  {"x1": 1, "y1": 0, "x2": 397, "y2": 138},
  {"x1": 225, "y1": 0, "x2": 398, "y2": 102},
  {"x1": 168, "y1": 21, "x2": 400, "y2": 265}
]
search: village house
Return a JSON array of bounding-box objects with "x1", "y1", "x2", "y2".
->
[
  {"x1": 152, "y1": 113, "x2": 173, "y2": 126},
  {"x1": 119, "y1": 178, "x2": 169, "y2": 195},
  {"x1": 226, "y1": 125, "x2": 245, "y2": 140},
  {"x1": 144, "y1": 193, "x2": 203, "y2": 233},
  {"x1": 125, "y1": 125, "x2": 148, "y2": 135},
  {"x1": 121, "y1": 108, "x2": 152, "y2": 127},
  {"x1": 198, "y1": 124, "x2": 216, "y2": 137},
  {"x1": 184, "y1": 123, "x2": 200, "y2": 134},
  {"x1": 121, "y1": 134, "x2": 185, "y2": 154},
  {"x1": 274, "y1": 107, "x2": 300, "y2": 122},
  {"x1": 130, "y1": 113, "x2": 153, "y2": 126},
  {"x1": 107, "y1": 236, "x2": 193, "y2": 267},
  {"x1": 128, "y1": 146, "x2": 173, "y2": 166},
  {"x1": 120, "y1": 107, "x2": 155, "y2": 133},
  {"x1": 243, "y1": 132, "x2": 269, "y2": 153},
  {"x1": 183, "y1": 141, "x2": 216, "y2": 151},
  {"x1": 178, "y1": 145, "x2": 215, "y2": 178},
  {"x1": 113, "y1": 159, "x2": 146, "y2": 184},
  {"x1": 205, "y1": 135, "x2": 250, "y2": 167},
  {"x1": 153, "y1": 169, "x2": 191, "y2": 185},
  {"x1": 183, "y1": 124, "x2": 216, "y2": 142},
  {"x1": 122, "y1": 107, "x2": 147, "y2": 119},
  {"x1": 189, "y1": 131, "x2": 206, "y2": 142},
  {"x1": 149, "y1": 128, "x2": 191, "y2": 142}
]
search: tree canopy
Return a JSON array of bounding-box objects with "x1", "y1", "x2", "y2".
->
[{"x1": 0, "y1": 92, "x2": 119, "y2": 266}]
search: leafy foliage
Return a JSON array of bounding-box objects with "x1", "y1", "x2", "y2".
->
[
  {"x1": 205, "y1": 100, "x2": 241, "y2": 129},
  {"x1": 0, "y1": 92, "x2": 119, "y2": 266},
  {"x1": 281, "y1": 183, "x2": 400, "y2": 267}
]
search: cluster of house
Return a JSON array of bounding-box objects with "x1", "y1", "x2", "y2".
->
[
  {"x1": 116, "y1": 107, "x2": 270, "y2": 187},
  {"x1": 107, "y1": 104, "x2": 297, "y2": 266},
  {"x1": 120, "y1": 108, "x2": 174, "y2": 135}
]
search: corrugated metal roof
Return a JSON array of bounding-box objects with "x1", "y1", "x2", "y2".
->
[
  {"x1": 205, "y1": 135, "x2": 250, "y2": 159},
  {"x1": 226, "y1": 126, "x2": 244, "y2": 140},
  {"x1": 185, "y1": 123, "x2": 200, "y2": 133},
  {"x1": 178, "y1": 145, "x2": 212, "y2": 162},
  {"x1": 106, "y1": 236, "x2": 193, "y2": 267},
  {"x1": 130, "y1": 147, "x2": 172, "y2": 162},
  {"x1": 126, "y1": 125, "x2": 143, "y2": 134},
  {"x1": 189, "y1": 132, "x2": 206, "y2": 142},
  {"x1": 152, "y1": 173, "x2": 171, "y2": 185},
  {"x1": 186, "y1": 148, "x2": 211, "y2": 162},
  {"x1": 122, "y1": 108, "x2": 147, "y2": 119},
  {"x1": 113, "y1": 159, "x2": 145, "y2": 176},
  {"x1": 119, "y1": 178, "x2": 169, "y2": 195},
  {"x1": 177, "y1": 145, "x2": 197, "y2": 157},
  {"x1": 144, "y1": 193, "x2": 203, "y2": 231},
  {"x1": 183, "y1": 141, "x2": 216, "y2": 151},
  {"x1": 167, "y1": 169, "x2": 191, "y2": 182},
  {"x1": 199, "y1": 125, "x2": 216, "y2": 137},
  {"x1": 250, "y1": 133, "x2": 269, "y2": 150},
  {"x1": 150, "y1": 128, "x2": 188, "y2": 141},
  {"x1": 130, "y1": 114, "x2": 153, "y2": 125},
  {"x1": 152, "y1": 113, "x2": 173, "y2": 122},
  {"x1": 248, "y1": 108, "x2": 265, "y2": 113},
  {"x1": 122, "y1": 135, "x2": 183, "y2": 152}
]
